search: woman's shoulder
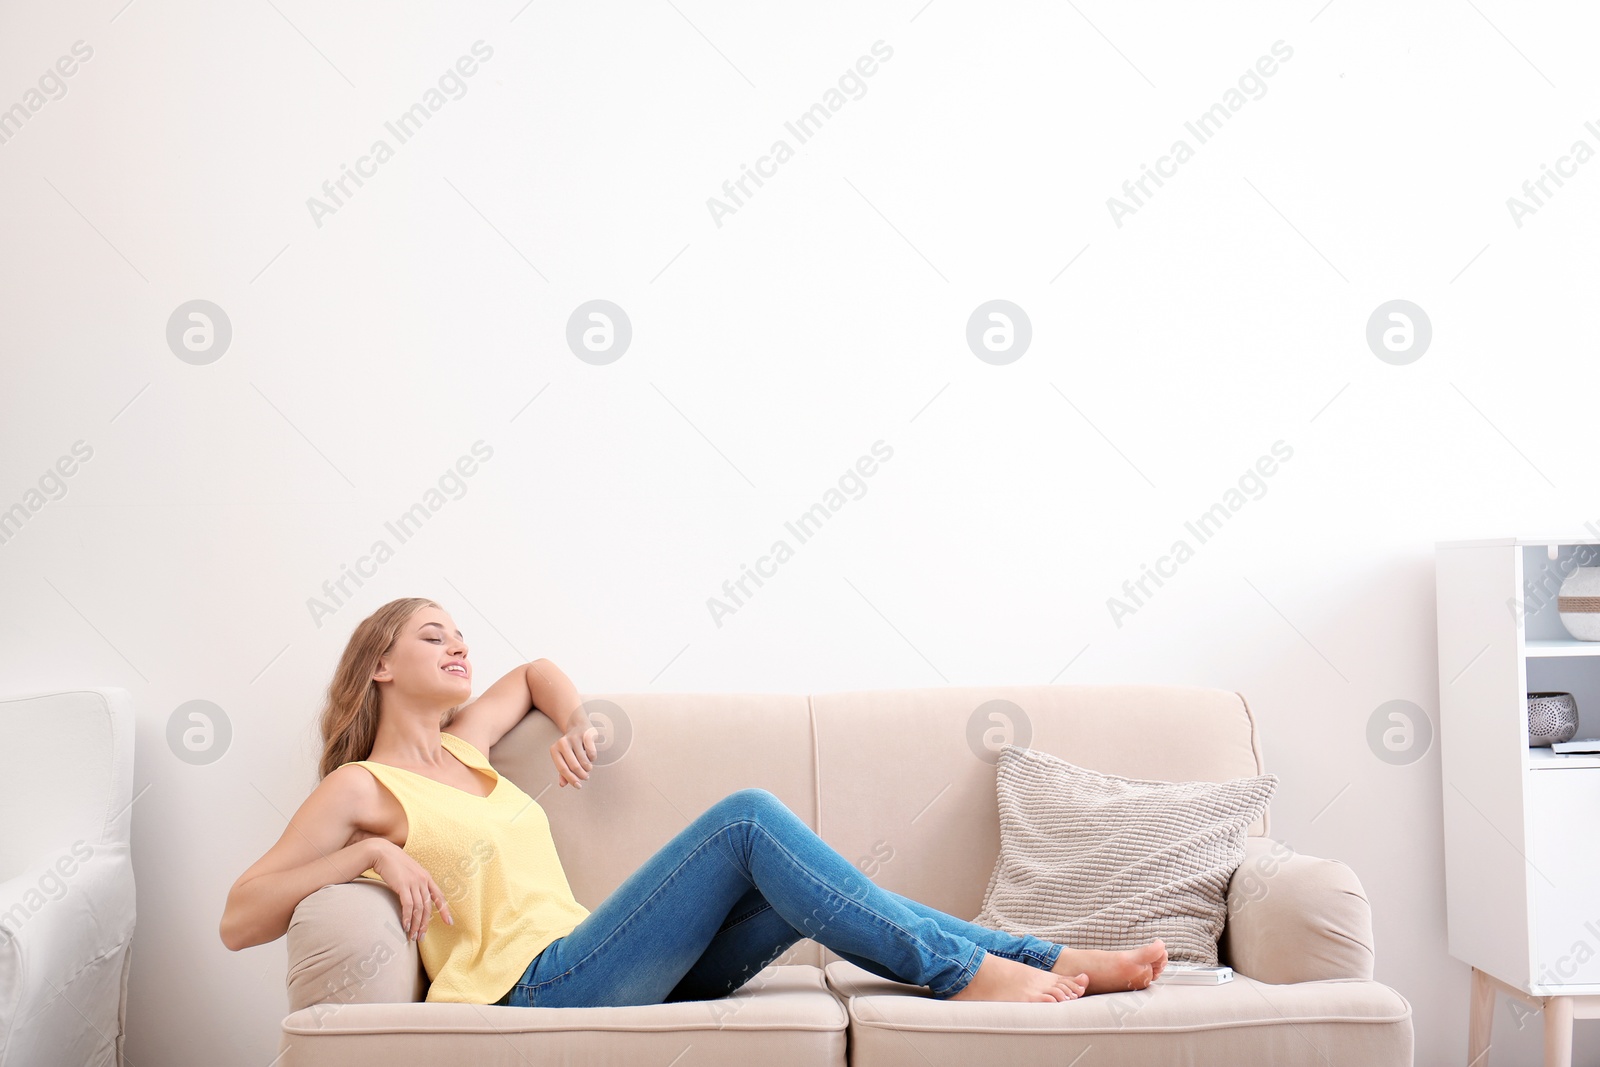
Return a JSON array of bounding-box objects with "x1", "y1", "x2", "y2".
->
[
  {"x1": 321, "y1": 762, "x2": 405, "y2": 843},
  {"x1": 440, "y1": 729, "x2": 494, "y2": 766},
  {"x1": 322, "y1": 761, "x2": 380, "y2": 794}
]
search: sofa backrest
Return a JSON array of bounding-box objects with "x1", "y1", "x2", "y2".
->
[
  {"x1": 488, "y1": 683, "x2": 1266, "y2": 974},
  {"x1": 490, "y1": 690, "x2": 826, "y2": 968},
  {"x1": 807, "y1": 684, "x2": 1265, "y2": 968}
]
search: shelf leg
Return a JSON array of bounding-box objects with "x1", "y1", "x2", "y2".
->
[
  {"x1": 1468, "y1": 968, "x2": 1495, "y2": 1067},
  {"x1": 1542, "y1": 995, "x2": 1573, "y2": 1067}
]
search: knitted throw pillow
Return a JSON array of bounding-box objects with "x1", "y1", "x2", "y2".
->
[{"x1": 973, "y1": 744, "x2": 1278, "y2": 964}]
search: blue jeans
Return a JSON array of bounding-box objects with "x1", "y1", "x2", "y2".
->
[{"x1": 494, "y1": 788, "x2": 1065, "y2": 1007}]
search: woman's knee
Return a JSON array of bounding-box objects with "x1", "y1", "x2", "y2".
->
[{"x1": 715, "y1": 787, "x2": 786, "y2": 821}]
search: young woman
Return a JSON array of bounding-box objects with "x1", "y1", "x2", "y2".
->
[{"x1": 220, "y1": 597, "x2": 1167, "y2": 1008}]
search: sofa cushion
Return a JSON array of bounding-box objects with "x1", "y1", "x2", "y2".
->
[
  {"x1": 278, "y1": 964, "x2": 847, "y2": 1067},
  {"x1": 973, "y1": 744, "x2": 1276, "y2": 964},
  {"x1": 823, "y1": 960, "x2": 1413, "y2": 1067}
]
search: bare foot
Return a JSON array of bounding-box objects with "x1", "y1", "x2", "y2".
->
[
  {"x1": 1051, "y1": 939, "x2": 1168, "y2": 995},
  {"x1": 948, "y1": 950, "x2": 1087, "y2": 1003}
]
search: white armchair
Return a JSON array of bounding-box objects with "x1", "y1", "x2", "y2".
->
[{"x1": 0, "y1": 688, "x2": 136, "y2": 1067}]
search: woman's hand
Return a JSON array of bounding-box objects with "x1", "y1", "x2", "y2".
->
[
  {"x1": 369, "y1": 839, "x2": 453, "y2": 942},
  {"x1": 551, "y1": 723, "x2": 598, "y2": 789}
]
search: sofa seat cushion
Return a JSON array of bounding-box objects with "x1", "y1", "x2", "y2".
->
[
  {"x1": 824, "y1": 960, "x2": 1412, "y2": 1067},
  {"x1": 276, "y1": 964, "x2": 847, "y2": 1067}
]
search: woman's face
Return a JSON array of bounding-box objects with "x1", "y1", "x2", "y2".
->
[{"x1": 372, "y1": 606, "x2": 473, "y2": 706}]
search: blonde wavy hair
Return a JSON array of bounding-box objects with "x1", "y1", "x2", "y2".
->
[{"x1": 317, "y1": 597, "x2": 461, "y2": 780}]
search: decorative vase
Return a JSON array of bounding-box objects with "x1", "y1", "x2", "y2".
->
[
  {"x1": 1527, "y1": 692, "x2": 1580, "y2": 747},
  {"x1": 1558, "y1": 567, "x2": 1600, "y2": 640}
]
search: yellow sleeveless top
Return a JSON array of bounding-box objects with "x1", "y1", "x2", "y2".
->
[{"x1": 348, "y1": 731, "x2": 591, "y2": 1004}]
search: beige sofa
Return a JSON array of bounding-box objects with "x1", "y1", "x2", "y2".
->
[{"x1": 278, "y1": 684, "x2": 1414, "y2": 1065}]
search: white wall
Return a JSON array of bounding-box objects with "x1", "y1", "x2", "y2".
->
[{"x1": 3, "y1": 0, "x2": 1597, "y2": 1063}]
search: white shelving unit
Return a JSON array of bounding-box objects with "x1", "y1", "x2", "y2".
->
[{"x1": 1437, "y1": 536, "x2": 1600, "y2": 1067}]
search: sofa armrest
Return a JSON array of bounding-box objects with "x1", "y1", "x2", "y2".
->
[
  {"x1": 285, "y1": 879, "x2": 425, "y2": 1016},
  {"x1": 0, "y1": 840, "x2": 136, "y2": 1067},
  {"x1": 1218, "y1": 836, "x2": 1375, "y2": 983}
]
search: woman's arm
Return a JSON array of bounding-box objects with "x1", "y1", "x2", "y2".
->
[
  {"x1": 529, "y1": 659, "x2": 597, "y2": 788},
  {"x1": 526, "y1": 658, "x2": 590, "y2": 735},
  {"x1": 448, "y1": 658, "x2": 592, "y2": 750},
  {"x1": 219, "y1": 766, "x2": 378, "y2": 952}
]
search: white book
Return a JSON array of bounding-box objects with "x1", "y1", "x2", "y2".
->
[
  {"x1": 1551, "y1": 738, "x2": 1600, "y2": 753},
  {"x1": 1153, "y1": 963, "x2": 1234, "y2": 985}
]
